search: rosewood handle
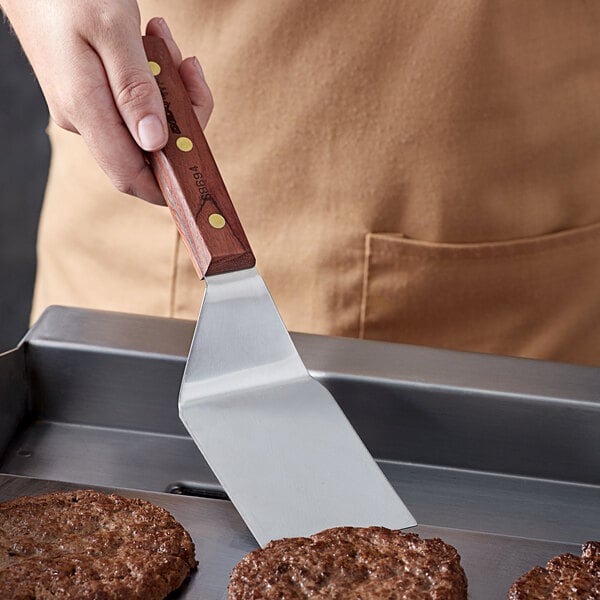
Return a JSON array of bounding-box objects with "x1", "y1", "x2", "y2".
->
[{"x1": 143, "y1": 35, "x2": 255, "y2": 277}]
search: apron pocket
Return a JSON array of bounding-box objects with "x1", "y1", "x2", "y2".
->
[{"x1": 360, "y1": 223, "x2": 600, "y2": 365}]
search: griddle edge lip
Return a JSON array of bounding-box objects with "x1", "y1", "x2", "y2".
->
[{"x1": 23, "y1": 305, "x2": 600, "y2": 404}]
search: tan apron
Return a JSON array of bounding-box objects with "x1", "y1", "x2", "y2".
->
[{"x1": 32, "y1": 0, "x2": 600, "y2": 366}]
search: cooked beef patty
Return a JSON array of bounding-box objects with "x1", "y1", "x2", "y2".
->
[
  {"x1": 0, "y1": 489, "x2": 197, "y2": 599},
  {"x1": 228, "y1": 526, "x2": 467, "y2": 599},
  {"x1": 508, "y1": 541, "x2": 599, "y2": 599}
]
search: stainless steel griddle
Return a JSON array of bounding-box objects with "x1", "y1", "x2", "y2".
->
[{"x1": 1, "y1": 306, "x2": 599, "y2": 599}]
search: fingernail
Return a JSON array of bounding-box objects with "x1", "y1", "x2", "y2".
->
[
  {"x1": 193, "y1": 57, "x2": 206, "y2": 81},
  {"x1": 156, "y1": 17, "x2": 174, "y2": 40},
  {"x1": 138, "y1": 114, "x2": 166, "y2": 150}
]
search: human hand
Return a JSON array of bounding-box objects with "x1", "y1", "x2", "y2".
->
[{"x1": 0, "y1": 1, "x2": 213, "y2": 204}]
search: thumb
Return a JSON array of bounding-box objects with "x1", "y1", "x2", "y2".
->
[{"x1": 99, "y1": 29, "x2": 168, "y2": 151}]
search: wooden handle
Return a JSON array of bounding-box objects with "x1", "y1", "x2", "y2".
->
[{"x1": 143, "y1": 35, "x2": 255, "y2": 277}]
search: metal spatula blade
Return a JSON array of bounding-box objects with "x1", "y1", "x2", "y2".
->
[
  {"x1": 181, "y1": 267, "x2": 416, "y2": 545},
  {"x1": 143, "y1": 36, "x2": 416, "y2": 547}
]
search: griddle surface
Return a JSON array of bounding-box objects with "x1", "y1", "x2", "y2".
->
[{"x1": 1, "y1": 308, "x2": 599, "y2": 599}]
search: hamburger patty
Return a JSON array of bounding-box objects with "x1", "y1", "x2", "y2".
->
[
  {"x1": 0, "y1": 489, "x2": 197, "y2": 599},
  {"x1": 228, "y1": 526, "x2": 467, "y2": 599},
  {"x1": 508, "y1": 541, "x2": 599, "y2": 599}
]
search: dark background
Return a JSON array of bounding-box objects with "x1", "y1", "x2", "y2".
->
[{"x1": 0, "y1": 17, "x2": 50, "y2": 351}]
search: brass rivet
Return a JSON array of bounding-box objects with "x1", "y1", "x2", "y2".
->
[
  {"x1": 148, "y1": 61, "x2": 161, "y2": 76},
  {"x1": 208, "y1": 213, "x2": 226, "y2": 229},
  {"x1": 176, "y1": 137, "x2": 193, "y2": 152}
]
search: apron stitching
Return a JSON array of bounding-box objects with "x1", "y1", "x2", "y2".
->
[
  {"x1": 168, "y1": 227, "x2": 181, "y2": 318},
  {"x1": 369, "y1": 223, "x2": 600, "y2": 260},
  {"x1": 358, "y1": 233, "x2": 372, "y2": 339}
]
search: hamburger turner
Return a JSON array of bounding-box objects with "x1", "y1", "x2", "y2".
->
[{"x1": 143, "y1": 36, "x2": 416, "y2": 546}]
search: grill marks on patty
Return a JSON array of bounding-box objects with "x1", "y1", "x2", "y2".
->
[
  {"x1": 228, "y1": 526, "x2": 468, "y2": 599},
  {"x1": 0, "y1": 489, "x2": 197, "y2": 600}
]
